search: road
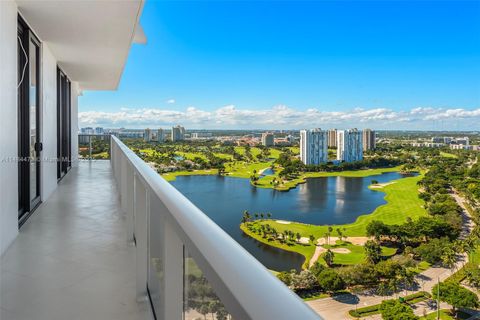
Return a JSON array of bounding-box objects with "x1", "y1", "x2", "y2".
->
[{"x1": 307, "y1": 192, "x2": 476, "y2": 320}]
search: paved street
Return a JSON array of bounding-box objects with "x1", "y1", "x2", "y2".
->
[{"x1": 307, "y1": 192, "x2": 476, "y2": 320}]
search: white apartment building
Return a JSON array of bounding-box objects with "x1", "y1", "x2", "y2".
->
[
  {"x1": 191, "y1": 132, "x2": 212, "y2": 139},
  {"x1": 300, "y1": 129, "x2": 328, "y2": 165},
  {"x1": 362, "y1": 129, "x2": 376, "y2": 151},
  {"x1": 157, "y1": 128, "x2": 165, "y2": 142},
  {"x1": 261, "y1": 132, "x2": 275, "y2": 147},
  {"x1": 144, "y1": 128, "x2": 153, "y2": 142},
  {"x1": 337, "y1": 129, "x2": 363, "y2": 162},
  {"x1": 327, "y1": 129, "x2": 337, "y2": 148},
  {"x1": 171, "y1": 125, "x2": 185, "y2": 142}
]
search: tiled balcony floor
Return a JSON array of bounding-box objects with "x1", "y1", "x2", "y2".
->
[{"x1": 0, "y1": 161, "x2": 153, "y2": 320}]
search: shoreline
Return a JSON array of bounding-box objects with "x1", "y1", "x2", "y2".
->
[
  {"x1": 239, "y1": 173, "x2": 426, "y2": 269},
  {"x1": 163, "y1": 165, "x2": 405, "y2": 191}
]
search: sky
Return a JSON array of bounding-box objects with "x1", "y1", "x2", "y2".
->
[{"x1": 79, "y1": 0, "x2": 480, "y2": 130}]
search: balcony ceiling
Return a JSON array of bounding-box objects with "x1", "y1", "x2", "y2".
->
[{"x1": 17, "y1": 0, "x2": 146, "y2": 91}]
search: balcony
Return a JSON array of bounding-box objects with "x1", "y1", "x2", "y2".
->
[{"x1": 0, "y1": 136, "x2": 320, "y2": 320}]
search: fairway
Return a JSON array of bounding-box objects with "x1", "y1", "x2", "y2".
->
[{"x1": 240, "y1": 173, "x2": 427, "y2": 268}]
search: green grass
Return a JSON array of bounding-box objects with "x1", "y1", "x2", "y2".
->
[
  {"x1": 419, "y1": 309, "x2": 471, "y2": 320},
  {"x1": 162, "y1": 169, "x2": 219, "y2": 181},
  {"x1": 323, "y1": 240, "x2": 397, "y2": 265},
  {"x1": 349, "y1": 292, "x2": 431, "y2": 318},
  {"x1": 440, "y1": 152, "x2": 458, "y2": 159},
  {"x1": 247, "y1": 174, "x2": 426, "y2": 237},
  {"x1": 240, "y1": 174, "x2": 427, "y2": 269},
  {"x1": 304, "y1": 166, "x2": 402, "y2": 178},
  {"x1": 176, "y1": 151, "x2": 207, "y2": 161},
  {"x1": 240, "y1": 222, "x2": 314, "y2": 269},
  {"x1": 410, "y1": 260, "x2": 431, "y2": 274},
  {"x1": 446, "y1": 244, "x2": 480, "y2": 284}
]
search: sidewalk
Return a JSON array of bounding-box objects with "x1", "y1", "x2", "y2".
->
[{"x1": 307, "y1": 192, "x2": 475, "y2": 320}]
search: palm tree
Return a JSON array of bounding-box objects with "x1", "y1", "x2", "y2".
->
[
  {"x1": 441, "y1": 246, "x2": 457, "y2": 271},
  {"x1": 309, "y1": 235, "x2": 316, "y2": 244},
  {"x1": 267, "y1": 213, "x2": 272, "y2": 218},
  {"x1": 324, "y1": 232, "x2": 329, "y2": 245},
  {"x1": 336, "y1": 228, "x2": 343, "y2": 242},
  {"x1": 323, "y1": 249, "x2": 335, "y2": 267},
  {"x1": 241, "y1": 210, "x2": 251, "y2": 224},
  {"x1": 328, "y1": 226, "x2": 333, "y2": 244}
]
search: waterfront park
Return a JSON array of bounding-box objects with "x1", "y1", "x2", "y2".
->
[{"x1": 113, "y1": 139, "x2": 480, "y2": 319}]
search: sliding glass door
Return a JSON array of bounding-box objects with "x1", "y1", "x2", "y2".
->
[{"x1": 18, "y1": 17, "x2": 42, "y2": 224}]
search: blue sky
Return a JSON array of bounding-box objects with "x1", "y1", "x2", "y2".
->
[{"x1": 79, "y1": 0, "x2": 480, "y2": 130}]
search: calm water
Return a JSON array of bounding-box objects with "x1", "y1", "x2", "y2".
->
[{"x1": 171, "y1": 171, "x2": 408, "y2": 271}]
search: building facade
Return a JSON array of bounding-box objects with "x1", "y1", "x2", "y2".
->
[
  {"x1": 261, "y1": 132, "x2": 275, "y2": 147},
  {"x1": 0, "y1": 0, "x2": 146, "y2": 255},
  {"x1": 191, "y1": 132, "x2": 212, "y2": 139},
  {"x1": 144, "y1": 128, "x2": 153, "y2": 142},
  {"x1": 171, "y1": 125, "x2": 185, "y2": 142},
  {"x1": 300, "y1": 129, "x2": 328, "y2": 165},
  {"x1": 337, "y1": 129, "x2": 363, "y2": 162},
  {"x1": 157, "y1": 128, "x2": 165, "y2": 142},
  {"x1": 362, "y1": 129, "x2": 376, "y2": 151},
  {"x1": 327, "y1": 129, "x2": 337, "y2": 148}
]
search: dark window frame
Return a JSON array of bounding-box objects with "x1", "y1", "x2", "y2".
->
[
  {"x1": 57, "y1": 67, "x2": 72, "y2": 180},
  {"x1": 18, "y1": 15, "x2": 42, "y2": 227}
]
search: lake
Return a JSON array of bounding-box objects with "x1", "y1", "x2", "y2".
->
[{"x1": 170, "y1": 171, "x2": 408, "y2": 271}]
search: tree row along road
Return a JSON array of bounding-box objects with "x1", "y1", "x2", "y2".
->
[{"x1": 306, "y1": 191, "x2": 476, "y2": 320}]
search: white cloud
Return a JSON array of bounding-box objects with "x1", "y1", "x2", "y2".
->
[
  {"x1": 166, "y1": 99, "x2": 176, "y2": 104},
  {"x1": 78, "y1": 105, "x2": 480, "y2": 130}
]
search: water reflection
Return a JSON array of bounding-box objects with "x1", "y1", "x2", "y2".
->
[{"x1": 171, "y1": 171, "x2": 410, "y2": 271}]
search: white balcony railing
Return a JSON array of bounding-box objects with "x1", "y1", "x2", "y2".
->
[{"x1": 110, "y1": 136, "x2": 321, "y2": 320}]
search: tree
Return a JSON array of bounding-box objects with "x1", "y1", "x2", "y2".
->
[
  {"x1": 323, "y1": 249, "x2": 335, "y2": 267},
  {"x1": 309, "y1": 262, "x2": 326, "y2": 278},
  {"x1": 309, "y1": 234, "x2": 316, "y2": 244},
  {"x1": 364, "y1": 240, "x2": 382, "y2": 264},
  {"x1": 466, "y1": 267, "x2": 480, "y2": 289},
  {"x1": 316, "y1": 268, "x2": 345, "y2": 293},
  {"x1": 241, "y1": 210, "x2": 251, "y2": 224},
  {"x1": 432, "y1": 282, "x2": 479, "y2": 316},
  {"x1": 336, "y1": 228, "x2": 343, "y2": 242},
  {"x1": 276, "y1": 271, "x2": 292, "y2": 286},
  {"x1": 366, "y1": 220, "x2": 390, "y2": 241},
  {"x1": 290, "y1": 270, "x2": 318, "y2": 291},
  {"x1": 440, "y1": 245, "x2": 457, "y2": 270},
  {"x1": 197, "y1": 303, "x2": 210, "y2": 320},
  {"x1": 379, "y1": 300, "x2": 418, "y2": 320}
]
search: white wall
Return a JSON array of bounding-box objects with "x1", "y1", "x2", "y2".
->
[
  {"x1": 0, "y1": 0, "x2": 19, "y2": 256},
  {"x1": 0, "y1": 3, "x2": 80, "y2": 256},
  {"x1": 41, "y1": 43, "x2": 58, "y2": 201}
]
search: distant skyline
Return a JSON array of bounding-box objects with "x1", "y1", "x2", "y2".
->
[{"x1": 79, "y1": 1, "x2": 480, "y2": 130}]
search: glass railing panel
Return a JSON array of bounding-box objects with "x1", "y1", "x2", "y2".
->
[
  {"x1": 184, "y1": 249, "x2": 232, "y2": 320},
  {"x1": 148, "y1": 194, "x2": 165, "y2": 314}
]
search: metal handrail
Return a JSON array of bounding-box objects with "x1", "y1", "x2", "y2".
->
[{"x1": 110, "y1": 135, "x2": 321, "y2": 320}]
